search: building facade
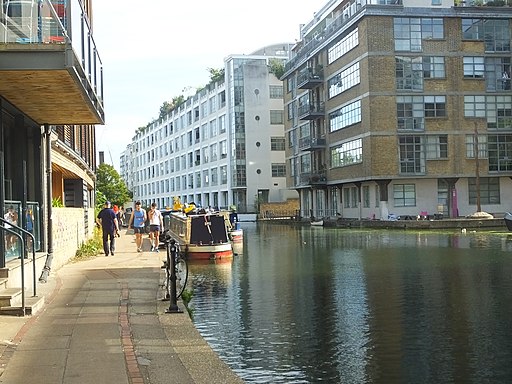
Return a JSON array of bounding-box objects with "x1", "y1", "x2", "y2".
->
[
  {"x1": 282, "y1": 0, "x2": 512, "y2": 220},
  {"x1": 0, "y1": 0, "x2": 104, "y2": 267},
  {"x1": 122, "y1": 44, "x2": 298, "y2": 213}
]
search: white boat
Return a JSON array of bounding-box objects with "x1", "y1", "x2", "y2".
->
[
  {"x1": 222, "y1": 211, "x2": 244, "y2": 242},
  {"x1": 310, "y1": 220, "x2": 324, "y2": 227}
]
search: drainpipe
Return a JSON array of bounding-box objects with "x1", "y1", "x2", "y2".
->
[{"x1": 39, "y1": 124, "x2": 53, "y2": 283}]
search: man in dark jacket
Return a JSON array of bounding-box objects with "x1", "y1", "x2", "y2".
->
[{"x1": 96, "y1": 201, "x2": 119, "y2": 256}]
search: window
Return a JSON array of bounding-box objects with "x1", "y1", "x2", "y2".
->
[
  {"x1": 328, "y1": 28, "x2": 358, "y2": 64},
  {"x1": 396, "y1": 56, "x2": 423, "y2": 90},
  {"x1": 219, "y1": 115, "x2": 226, "y2": 133},
  {"x1": 209, "y1": 97, "x2": 217, "y2": 113},
  {"x1": 343, "y1": 188, "x2": 350, "y2": 208},
  {"x1": 271, "y1": 164, "x2": 286, "y2": 177},
  {"x1": 201, "y1": 123, "x2": 208, "y2": 140},
  {"x1": 219, "y1": 91, "x2": 226, "y2": 108},
  {"x1": 233, "y1": 165, "x2": 246, "y2": 187},
  {"x1": 426, "y1": 135, "x2": 448, "y2": 159},
  {"x1": 328, "y1": 62, "x2": 360, "y2": 98},
  {"x1": 270, "y1": 110, "x2": 284, "y2": 124},
  {"x1": 329, "y1": 100, "x2": 361, "y2": 133},
  {"x1": 468, "y1": 177, "x2": 500, "y2": 205},
  {"x1": 463, "y1": 57, "x2": 485, "y2": 78},
  {"x1": 210, "y1": 119, "x2": 218, "y2": 137},
  {"x1": 393, "y1": 184, "x2": 416, "y2": 207},
  {"x1": 464, "y1": 95, "x2": 487, "y2": 118},
  {"x1": 271, "y1": 137, "x2": 285, "y2": 151},
  {"x1": 220, "y1": 140, "x2": 227, "y2": 158},
  {"x1": 201, "y1": 102, "x2": 208, "y2": 118},
  {"x1": 423, "y1": 56, "x2": 446, "y2": 79},
  {"x1": 462, "y1": 18, "x2": 510, "y2": 52},
  {"x1": 269, "y1": 85, "x2": 284, "y2": 99},
  {"x1": 394, "y1": 17, "x2": 444, "y2": 52},
  {"x1": 331, "y1": 139, "x2": 362, "y2": 168},
  {"x1": 220, "y1": 165, "x2": 228, "y2": 184},
  {"x1": 466, "y1": 135, "x2": 487, "y2": 159},
  {"x1": 287, "y1": 77, "x2": 295, "y2": 94},
  {"x1": 424, "y1": 96, "x2": 446, "y2": 117},
  {"x1": 287, "y1": 101, "x2": 295, "y2": 120},
  {"x1": 488, "y1": 135, "x2": 512, "y2": 171},
  {"x1": 202, "y1": 147, "x2": 209, "y2": 164},
  {"x1": 399, "y1": 136, "x2": 425, "y2": 174},
  {"x1": 194, "y1": 150, "x2": 200, "y2": 166},
  {"x1": 397, "y1": 96, "x2": 424, "y2": 130},
  {"x1": 462, "y1": 18, "x2": 482, "y2": 40},
  {"x1": 234, "y1": 85, "x2": 244, "y2": 106},
  {"x1": 210, "y1": 143, "x2": 218, "y2": 162},
  {"x1": 464, "y1": 95, "x2": 512, "y2": 128},
  {"x1": 288, "y1": 129, "x2": 296, "y2": 149},
  {"x1": 485, "y1": 57, "x2": 511, "y2": 91},
  {"x1": 211, "y1": 168, "x2": 218, "y2": 186}
]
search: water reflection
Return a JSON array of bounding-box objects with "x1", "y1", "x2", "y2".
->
[{"x1": 189, "y1": 223, "x2": 512, "y2": 383}]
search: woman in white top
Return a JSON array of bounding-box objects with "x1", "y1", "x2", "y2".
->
[{"x1": 148, "y1": 202, "x2": 163, "y2": 252}]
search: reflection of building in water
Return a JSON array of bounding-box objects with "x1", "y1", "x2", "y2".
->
[{"x1": 188, "y1": 259, "x2": 233, "y2": 288}]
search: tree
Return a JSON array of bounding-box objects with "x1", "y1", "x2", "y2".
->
[
  {"x1": 207, "y1": 67, "x2": 225, "y2": 83},
  {"x1": 158, "y1": 95, "x2": 186, "y2": 119},
  {"x1": 96, "y1": 163, "x2": 132, "y2": 208},
  {"x1": 268, "y1": 58, "x2": 285, "y2": 79}
]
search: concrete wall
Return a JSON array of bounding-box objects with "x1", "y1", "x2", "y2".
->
[
  {"x1": 3, "y1": 207, "x2": 95, "y2": 290},
  {"x1": 51, "y1": 207, "x2": 95, "y2": 270}
]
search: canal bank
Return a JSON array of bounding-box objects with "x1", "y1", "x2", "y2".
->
[
  {"x1": 260, "y1": 216, "x2": 508, "y2": 231},
  {"x1": 327, "y1": 217, "x2": 508, "y2": 231},
  {"x1": 0, "y1": 232, "x2": 244, "y2": 384}
]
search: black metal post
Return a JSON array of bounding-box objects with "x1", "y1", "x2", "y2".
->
[
  {"x1": 39, "y1": 124, "x2": 53, "y2": 283},
  {"x1": 166, "y1": 238, "x2": 182, "y2": 314}
]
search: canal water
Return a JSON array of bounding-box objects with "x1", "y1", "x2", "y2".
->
[{"x1": 188, "y1": 222, "x2": 512, "y2": 383}]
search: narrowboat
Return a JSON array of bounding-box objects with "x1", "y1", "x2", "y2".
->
[{"x1": 163, "y1": 210, "x2": 233, "y2": 260}]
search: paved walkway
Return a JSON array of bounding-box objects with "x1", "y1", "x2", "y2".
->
[{"x1": 0, "y1": 231, "x2": 243, "y2": 384}]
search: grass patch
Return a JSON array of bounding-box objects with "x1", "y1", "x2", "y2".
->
[
  {"x1": 181, "y1": 288, "x2": 194, "y2": 317},
  {"x1": 73, "y1": 227, "x2": 103, "y2": 261}
]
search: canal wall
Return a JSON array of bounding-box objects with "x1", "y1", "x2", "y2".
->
[{"x1": 326, "y1": 217, "x2": 507, "y2": 231}]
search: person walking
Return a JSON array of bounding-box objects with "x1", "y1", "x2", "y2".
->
[
  {"x1": 127, "y1": 201, "x2": 147, "y2": 252},
  {"x1": 96, "y1": 201, "x2": 119, "y2": 256},
  {"x1": 148, "y1": 202, "x2": 163, "y2": 252}
]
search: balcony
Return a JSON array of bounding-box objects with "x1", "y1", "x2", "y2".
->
[
  {"x1": 299, "y1": 171, "x2": 327, "y2": 187},
  {"x1": 298, "y1": 103, "x2": 325, "y2": 120},
  {"x1": 299, "y1": 136, "x2": 326, "y2": 151},
  {"x1": 0, "y1": 0, "x2": 104, "y2": 125},
  {"x1": 297, "y1": 67, "x2": 323, "y2": 89}
]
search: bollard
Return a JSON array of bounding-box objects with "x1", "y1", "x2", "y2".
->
[{"x1": 166, "y1": 238, "x2": 183, "y2": 313}]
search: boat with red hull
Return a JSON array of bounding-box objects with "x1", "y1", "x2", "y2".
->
[{"x1": 163, "y1": 210, "x2": 233, "y2": 261}]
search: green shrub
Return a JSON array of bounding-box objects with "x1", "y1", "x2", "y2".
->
[{"x1": 74, "y1": 227, "x2": 102, "y2": 261}]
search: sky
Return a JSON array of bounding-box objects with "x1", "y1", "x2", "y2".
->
[{"x1": 92, "y1": 0, "x2": 327, "y2": 170}]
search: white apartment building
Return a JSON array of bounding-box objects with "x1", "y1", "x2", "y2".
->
[{"x1": 121, "y1": 44, "x2": 299, "y2": 212}]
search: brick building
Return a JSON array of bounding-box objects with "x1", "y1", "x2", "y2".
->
[{"x1": 282, "y1": 0, "x2": 512, "y2": 220}]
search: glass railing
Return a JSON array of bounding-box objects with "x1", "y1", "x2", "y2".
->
[
  {"x1": 0, "y1": 0, "x2": 103, "y2": 108},
  {"x1": 2, "y1": 200, "x2": 41, "y2": 262}
]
